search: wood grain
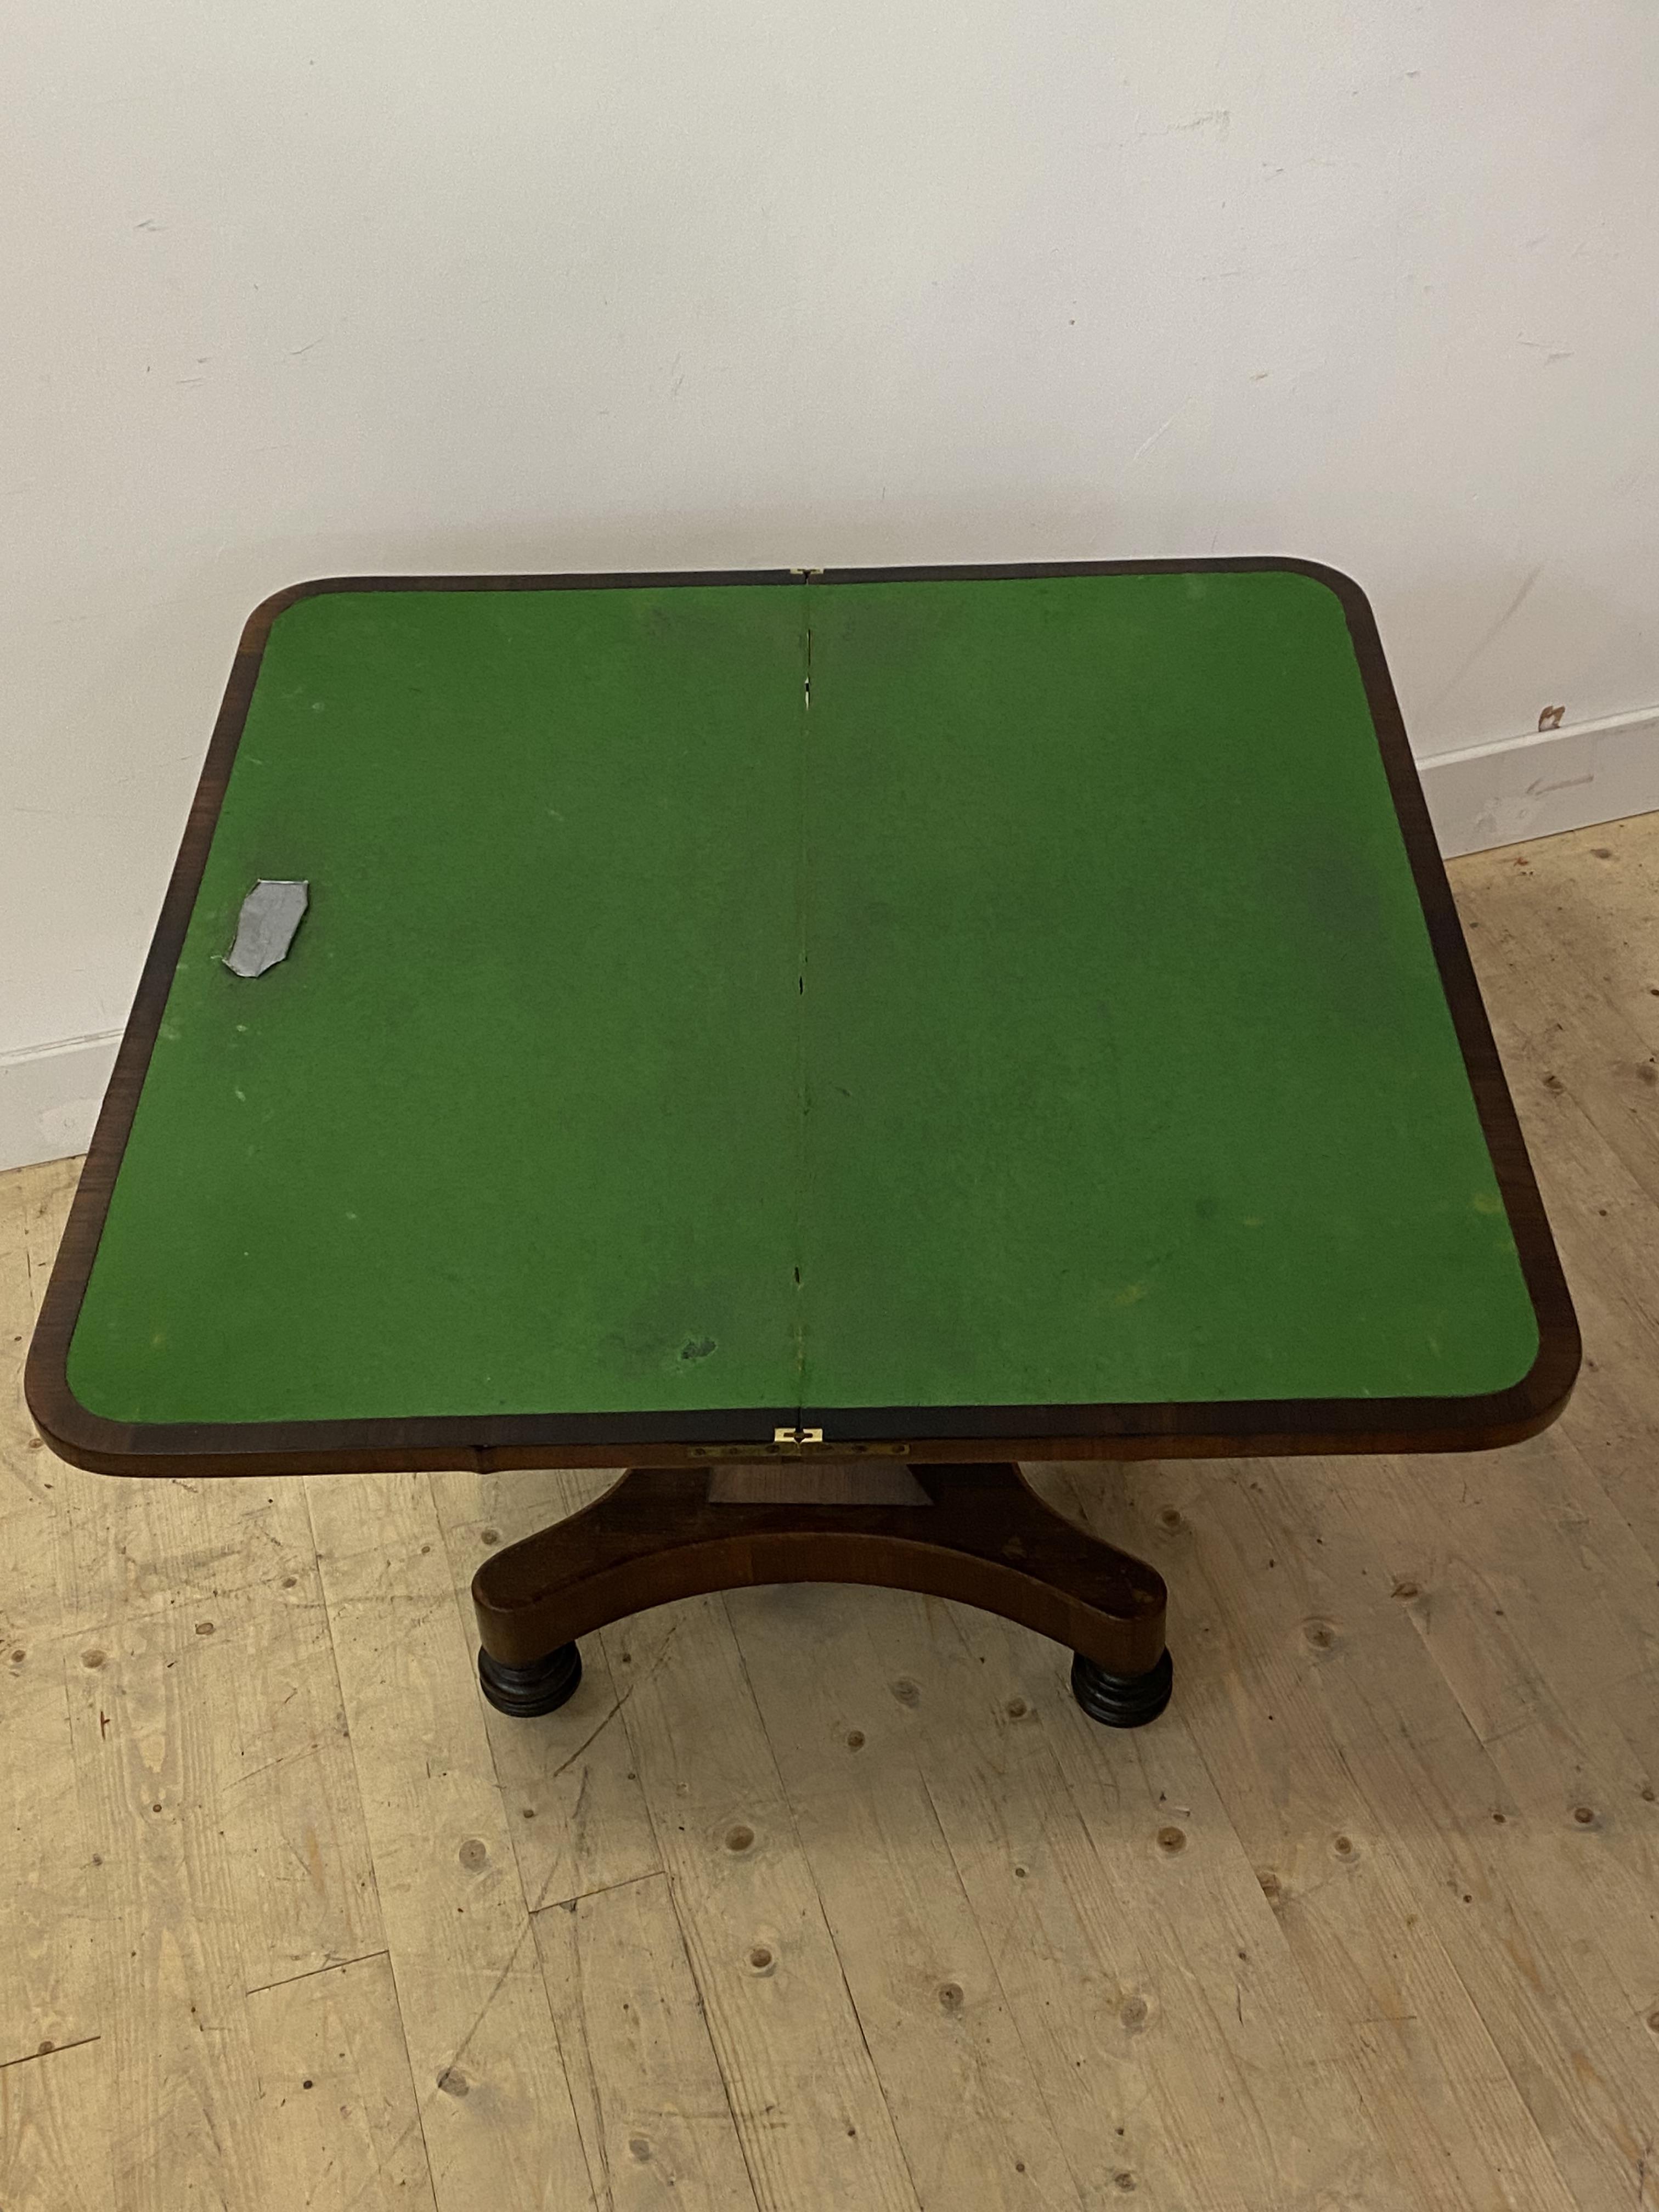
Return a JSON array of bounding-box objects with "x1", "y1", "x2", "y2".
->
[
  {"x1": 1458, "y1": 834, "x2": 1659, "y2": 1206},
  {"x1": 67, "y1": 1609, "x2": 267, "y2": 2210},
  {"x1": 1, "y1": 1164, "x2": 37, "y2": 1516},
  {"x1": 599, "y1": 1593, "x2": 922, "y2": 2211},
  {"x1": 61, "y1": 1473, "x2": 382, "y2": 1992},
  {"x1": 308, "y1": 1471, "x2": 593, "y2": 2212},
  {"x1": 247, "y1": 1953, "x2": 437, "y2": 2212},
  {"x1": 533, "y1": 1874, "x2": 760, "y2": 2212},
  {"x1": 727, "y1": 1579, "x2": 1131, "y2": 2210},
  {"x1": 0, "y1": 2039, "x2": 110, "y2": 2212},
  {"x1": 1049, "y1": 1456, "x2": 1582, "y2": 2212},
  {"x1": 1075, "y1": 1452, "x2": 1656, "y2": 2210},
  {"x1": 780, "y1": 1560, "x2": 1404, "y2": 2210},
  {"x1": 742, "y1": 1578, "x2": 1189, "y2": 2204},
  {"x1": 471, "y1": 1462, "x2": 1167, "y2": 1679},
  {"x1": 0, "y1": 1451, "x2": 94, "y2": 2067},
  {"x1": 1, "y1": 1160, "x2": 67, "y2": 1516}
]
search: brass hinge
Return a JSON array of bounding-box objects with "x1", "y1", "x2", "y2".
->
[{"x1": 686, "y1": 1436, "x2": 910, "y2": 1461}]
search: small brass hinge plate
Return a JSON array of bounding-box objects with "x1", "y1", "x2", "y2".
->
[{"x1": 686, "y1": 1437, "x2": 911, "y2": 1462}]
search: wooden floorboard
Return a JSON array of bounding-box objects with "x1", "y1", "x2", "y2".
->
[
  {"x1": 3, "y1": 807, "x2": 1658, "y2": 2207},
  {"x1": 533, "y1": 1871, "x2": 762, "y2": 2211},
  {"x1": 307, "y1": 1471, "x2": 593, "y2": 2212}
]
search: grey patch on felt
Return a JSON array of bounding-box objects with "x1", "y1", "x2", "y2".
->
[{"x1": 223, "y1": 879, "x2": 309, "y2": 978}]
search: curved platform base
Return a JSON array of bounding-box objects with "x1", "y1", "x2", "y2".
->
[
  {"x1": 1070, "y1": 1645, "x2": 1175, "y2": 1729},
  {"x1": 473, "y1": 1462, "x2": 1170, "y2": 1725},
  {"x1": 477, "y1": 1639, "x2": 583, "y2": 1718}
]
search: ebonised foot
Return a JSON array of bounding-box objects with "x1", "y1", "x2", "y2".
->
[
  {"x1": 478, "y1": 1639, "x2": 583, "y2": 1718},
  {"x1": 1070, "y1": 1645, "x2": 1173, "y2": 1729}
]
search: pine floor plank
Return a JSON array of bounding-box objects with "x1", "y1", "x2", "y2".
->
[
  {"x1": 247, "y1": 1953, "x2": 437, "y2": 2212},
  {"x1": 1458, "y1": 818, "x2": 1659, "y2": 1065},
  {"x1": 0, "y1": 2039, "x2": 111, "y2": 2212},
  {"x1": 441, "y1": 1495, "x2": 660, "y2": 1916},
  {"x1": 1044, "y1": 1460, "x2": 1581, "y2": 2212},
  {"x1": 428, "y1": 1465, "x2": 614, "y2": 1538},
  {"x1": 0, "y1": 1517, "x2": 98, "y2": 2069},
  {"x1": 1300, "y1": 1449, "x2": 1659, "y2": 1995},
  {"x1": 0, "y1": 1166, "x2": 52, "y2": 1518},
  {"x1": 790, "y1": 1563, "x2": 1409, "y2": 2211},
  {"x1": 66, "y1": 1476, "x2": 383, "y2": 1996},
  {"x1": 218, "y1": 1554, "x2": 386, "y2": 1995},
  {"x1": 1, "y1": 1160, "x2": 80, "y2": 1530},
  {"x1": 67, "y1": 1609, "x2": 268, "y2": 2211},
  {"x1": 729, "y1": 1578, "x2": 1212, "y2": 2209},
  {"x1": 1457, "y1": 857, "x2": 1659, "y2": 1210},
  {"x1": 533, "y1": 1873, "x2": 760, "y2": 2212},
  {"x1": 57, "y1": 1470, "x2": 313, "y2": 1643},
  {"x1": 1344, "y1": 1436, "x2": 1659, "y2": 1757},
  {"x1": 726, "y1": 1581, "x2": 1089, "y2": 2211},
  {"x1": 600, "y1": 1593, "x2": 922, "y2": 2212},
  {"x1": 1234, "y1": 1455, "x2": 1659, "y2": 2211},
  {"x1": 1082, "y1": 1453, "x2": 1651, "y2": 2211},
  {"x1": 957, "y1": 1601, "x2": 1418, "y2": 2211},
  {"x1": 308, "y1": 1471, "x2": 594, "y2": 2212}
]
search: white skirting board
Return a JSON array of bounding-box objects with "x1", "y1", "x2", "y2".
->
[
  {"x1": 3, "y1": 706, "x2": 1656, "y2": 1175},
  {"x1": 0, "y1": 1030, "x2": 121, "y2": 1175},
  {"x1": 1417, "y1": 703, "x2": 1659, "y2": 860}
]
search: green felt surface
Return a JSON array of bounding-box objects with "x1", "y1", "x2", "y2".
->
[
  {"x1": 68, "y1": 571, "x2": 1538, "y2": 1429},
  {"x1": 800, "y1": 573, "x2": 1536, "y2": 1407},
  {"x1": 72, "y1": 586, "x2": 809, "y2": 1423}
]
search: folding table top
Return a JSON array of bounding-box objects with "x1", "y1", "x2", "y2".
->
[{"x1": 27, "y1": 562, "x2": 1577, "y2": 1474}]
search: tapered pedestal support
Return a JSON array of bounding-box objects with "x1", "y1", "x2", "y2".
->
[{"x1": 473, "y1": 1461, "x2": 1171, "y2": 1726}]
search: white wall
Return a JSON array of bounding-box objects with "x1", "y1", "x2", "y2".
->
[{"x1": 5, "y1": 3, "x2": 1657, "y2": 1144}]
